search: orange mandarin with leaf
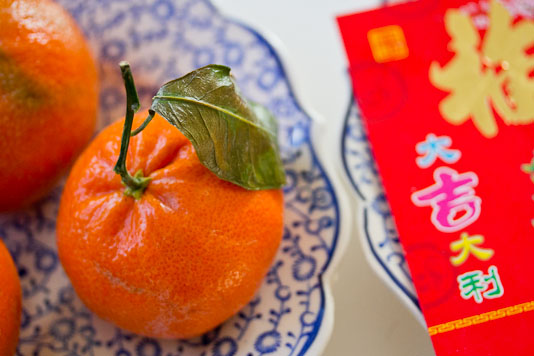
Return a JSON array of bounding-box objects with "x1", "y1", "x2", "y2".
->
[
  {"x1": 56, "y1": 64, "x2": 285, "y2": 338},
  {"x1": 0, "y1": 0, "x2": 98, "y2": 211},
  {"x1": 0, "y1": 239, "x2": 22, "y2": 355}
]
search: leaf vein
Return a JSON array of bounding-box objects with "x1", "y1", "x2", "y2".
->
[{"x1": 153, "y1": 95, "x2": 274, "y2": 137}]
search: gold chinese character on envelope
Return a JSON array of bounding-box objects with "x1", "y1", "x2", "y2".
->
[{"x1": 430, "y1": 0, "x2": 534, "y2": 138}]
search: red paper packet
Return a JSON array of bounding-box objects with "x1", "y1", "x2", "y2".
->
[{"x1": 337, "y1": 0, "x2": 534, "y2": 354}]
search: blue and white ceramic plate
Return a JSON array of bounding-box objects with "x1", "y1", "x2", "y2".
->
[
  {"x1": 341, "y1": 96, "x2": 423, "y2": 323},
  {"x1": 0, "y1": 1, "x2": 344, "y2": 355}
]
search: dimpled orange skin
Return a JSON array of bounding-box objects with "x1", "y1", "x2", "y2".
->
[
  {"x1": 0, "y1": 239, "x2": 22, "y2": 355},
  {"x1": 56, "y1": 112, "x2": 284, "y2": 338},
  {"x1": 0, "y1": 0, "x2": 98, "y2": 211}
]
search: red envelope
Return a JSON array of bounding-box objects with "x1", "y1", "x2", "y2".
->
[{"x1": 338, "y1": 0, "x2": 534, "y2": 354}]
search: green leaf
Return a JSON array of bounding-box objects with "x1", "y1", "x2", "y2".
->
[{"x1": 150, "y1": 64, "x2": 286, "y2": 190}]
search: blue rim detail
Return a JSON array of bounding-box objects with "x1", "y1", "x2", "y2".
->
[
  {"x1": 363, "y1": 208, "x2": 420, "y2": 309},
  {"x1": 340, "y1": 95, "x2": 366, "y2": 201},
  {"x1": 231, "y1": 18, "x2": 341, "y2": 356},
  {"x1": 341, "y1": 94, "x2": 420, "y2": 312}
]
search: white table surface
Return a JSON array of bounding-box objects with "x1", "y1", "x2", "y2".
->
[{"x1": 212, "y1": 1, "x2": 436, "y2": 355}]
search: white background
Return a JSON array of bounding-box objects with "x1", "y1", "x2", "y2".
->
[{"x1": 212, "y1": 0, "x2": 436, "y2": 355}]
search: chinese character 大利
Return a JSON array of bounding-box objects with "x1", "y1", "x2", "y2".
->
[
  {"x1": 411, "y1": 167, "x2": 482, "y2": 233},
  {"x1": 457, "y1": 270, "x2": 486, "y2": 303},
  {"x1": 457, "y1": 265, "x2": 504, "y2": 303},
  {"x1": 429, "y1": 0, "x2": 534, "y2": 138},
  {"x1": 450, "y1": 232, "x2": 494, "y2": 266},
  {"x1": 416, "y1": 133, "x2": 461, "y2": 168}
]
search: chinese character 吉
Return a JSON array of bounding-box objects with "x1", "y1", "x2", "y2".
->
[{"x1": 412, "y1": 167, "x2": 481, "y2": 233}]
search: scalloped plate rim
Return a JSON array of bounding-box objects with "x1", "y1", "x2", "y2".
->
[{"x1": 340, "y1": 95, "x2": 425, "y2": 326}]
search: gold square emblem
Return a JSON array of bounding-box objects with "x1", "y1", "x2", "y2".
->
[{"x1": 367, "y1": 25, "x2": 409, "y2": 63}]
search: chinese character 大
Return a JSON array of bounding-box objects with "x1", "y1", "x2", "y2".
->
[
  {"x1": 450, "y1": 232, "x2": 494, "y2": 266},
  {"x1": 416, "y1": 133, "x2": 461, "y2": 168}
]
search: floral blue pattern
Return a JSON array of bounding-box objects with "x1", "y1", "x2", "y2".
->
[
  {"x1": 341, "y1": 96, "x2": 419, "y2": 310},
  {"x1": 0, "y1": 1, "x2": 339, "y2": 355}
]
